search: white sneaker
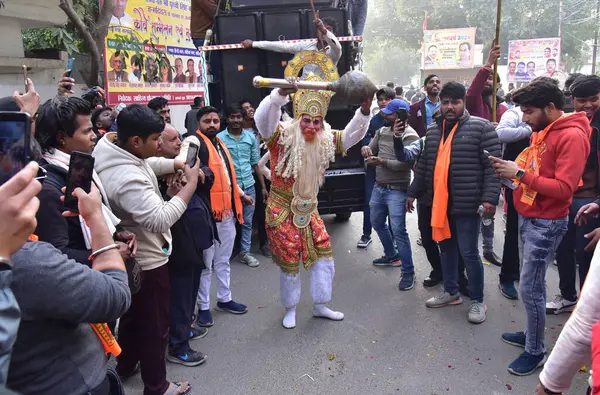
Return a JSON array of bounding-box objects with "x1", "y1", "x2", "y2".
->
[
  {"x1": 468, "y1": 301, "x2": 487, "y2": 324},
  {"x1": 546, "y1": 295, "x2": 576, "y2": 315}
]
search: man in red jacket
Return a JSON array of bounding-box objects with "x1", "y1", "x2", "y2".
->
[
  {"x1": 491, "y1": 77, "x2": 590, "y2": 376},
  {"x1": 466, "y1": 43, "x2": 507, "y2": 268}
]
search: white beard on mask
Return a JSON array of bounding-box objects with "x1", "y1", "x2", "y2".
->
[{"x1": 274, "y1": 118, "x2": 336, "y2": 199}]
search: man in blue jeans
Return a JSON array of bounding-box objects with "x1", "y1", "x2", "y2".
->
[
  {"x1": 491, "y1": 77, "x2": 590, "y2": 375},
  {"x1": 357, "y1": 87, "x2": 395, "y2": 249},
  {"x1": 362, "y1": 99, "x2": 419, "y2": 290},
  {"x1": 409, "y1": 82, "x2": 501, "y2": 324},
  {"x1": 218, "y1": 104, "x2": 265, "y2": 268}
]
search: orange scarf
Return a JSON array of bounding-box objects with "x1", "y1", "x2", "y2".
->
[
  {"x1": 514, "y1": 115, "x2": 564, "y2": 205},
  {"x1": 431, "y1": 121, "x2": 459, "y2": 242},
  {"x1": 196, "y1": 131, "x2": 244, "y2": 223}
]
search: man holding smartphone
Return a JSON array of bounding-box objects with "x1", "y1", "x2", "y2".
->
[{"x1": 361, "y1": 99, "x2": 419, "y2": 290}]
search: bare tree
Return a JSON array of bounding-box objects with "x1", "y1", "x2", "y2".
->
[{"x1": 58, "y1": 0, "x2": 113, "y2": 87}]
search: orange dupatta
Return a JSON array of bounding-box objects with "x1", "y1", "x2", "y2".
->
[
  {"x1": 513, "y1": 116, "x2": 564, "y2": 205},
  {"x1": 196, "y1": 131, "x2": 244, "y2": 223},
  {"x1": 431, "y1": 121, "x2": 459, "y2": 242}
]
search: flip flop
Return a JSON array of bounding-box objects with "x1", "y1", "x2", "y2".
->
[{"x1": 164, "y1": 382, "x2": 191, "y2": 395}]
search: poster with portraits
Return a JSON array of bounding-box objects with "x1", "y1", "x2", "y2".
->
[
  {"x1": 101, "y1": 0, "x2": 205, "y2": 106},
  {"x1": 507, "y1": 38, "x2": 561, "y2": 84},
  {"x1": 422, "y1": 28, "x2": 477, "y2": 70}
]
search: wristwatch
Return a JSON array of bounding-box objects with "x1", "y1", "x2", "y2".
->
[{"x1": 515, "y1": 169, "x2": 525, "y2": 180}]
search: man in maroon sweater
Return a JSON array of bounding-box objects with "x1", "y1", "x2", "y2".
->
[
  {"x1": 490, "y1": 77, "x2": 590, "y2": 376},
  {"x1": 465, "y1": 43, "x2": 507, "y2": 267}
]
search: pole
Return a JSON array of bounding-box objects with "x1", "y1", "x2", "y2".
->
[
  {"x1": 592, "y1": 0, "x2": 600, "y2": 75},
  {"x1": 491, "y1": 0, "x2": 502, "y2": 123}
]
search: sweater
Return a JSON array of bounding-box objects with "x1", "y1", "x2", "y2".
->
[
  {"x1": 466, "y1": 66, "x2": 508, "y2": 122},
  {"x1": 369, "y1": 125, "x2": 419, "y2": 191},
  {"x1": 408, "y1": 110, "x2": 502, "y2": 215},
  {"x1": 514, "y1": 112, "x2": 591, "y2": 219},
  {"x1": 93, "y1": 133, "x2": 187, "y2": 270},
  {"x1": 7, "y1": 241, "x2": 130, "y2": 395}
]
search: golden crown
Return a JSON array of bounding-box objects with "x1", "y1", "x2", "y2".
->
[
  {"x1": 284, "y1": 51, "x2": 339, "y2": 120},
  {"x1": 293, "y1": 74, "x2": 333, "y2": 119}
]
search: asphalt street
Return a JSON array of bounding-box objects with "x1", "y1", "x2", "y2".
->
[{"x1": 123, "y1": 210, "x2": 589, "y2": 395}]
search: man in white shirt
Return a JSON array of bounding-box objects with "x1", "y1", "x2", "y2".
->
[
  {"x1": 110, "y1": 0, "x2": 133, "y2": 27},
  {"x1": 241, "y1": 14, "x2": 342, "y2": 77}
]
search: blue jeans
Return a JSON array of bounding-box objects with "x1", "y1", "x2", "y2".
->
[
  {"x1": 240, "y1": 185, "x2": 256, "y2": 254},
  {"x1": 362, "y1": 166, "x2": 376, "y2": 237},
  {"x1": 348, "y1": 0, "x2": 368, "y2": 36},
  {"x1": 518, "y1": 215, "x2": 568, "y2": 355},
  {"x1": 480, "y1": 217, "x2": 495, "y2": 253},
  {"x1": 555, "y1": 197, "x2": 600, "y2": 301},
  {"x1": 439, "y1": 215, "x2": 484, "y2": 302},
  {"x1": 369, "y1": 184, "x2": 413, "y2": 274}
]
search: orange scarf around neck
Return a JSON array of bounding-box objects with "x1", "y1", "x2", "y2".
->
[
  {"x1": 196, "y1": 131, "x2": 244, "y2": 223},
  {"x1": 514, "y1": 115, "x2": 564, "y2": 205},
  {"x1": 431, "y1": 121, "x2": 459, "y2": 242}
]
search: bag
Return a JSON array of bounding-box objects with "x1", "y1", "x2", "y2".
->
[{"x1": 125, "y1": 257, "x2": 143, "y2": 294}]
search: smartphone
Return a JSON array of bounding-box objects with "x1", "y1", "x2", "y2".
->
[
  {"x1": 22, "y1": 65, "x2": 28, "y2": 93},
  {"x1": 64, "y1": 151, "x2": 95, "y2": 212},
  {"x1": 0, "y1": 112, "x2": 31, "y2": 185},
  {"x1": 186, "y1": 143, "x2": 199, "y2": 168},
  {"x1": 65, "y1": 58, "x2": 75, "y2": 91},
  {"x1": 396, "y1": 108, "x2": 408, "y2": 123},
  {"x1": 483, "y1": 149, "x2": 491, "y2": 156}
]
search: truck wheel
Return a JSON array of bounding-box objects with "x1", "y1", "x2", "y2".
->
[{"x1": 335, "y1": 212, "x2": 352, "y2": 221}]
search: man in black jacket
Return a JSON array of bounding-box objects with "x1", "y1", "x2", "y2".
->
[
  {"x1": 408, "y1": 82, "x2": 501, "y2": 324},
  {"x1": 157, "y1": 123, "x2": 215, "y2": 367}
]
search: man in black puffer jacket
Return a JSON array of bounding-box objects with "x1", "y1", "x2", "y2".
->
[{"x1": 407, "y1": 81, "x2": 501, "y2": 325}]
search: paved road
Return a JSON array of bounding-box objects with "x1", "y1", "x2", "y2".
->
[{"x1": 123, "y1": 210, "x2": 589, "y2": 395}]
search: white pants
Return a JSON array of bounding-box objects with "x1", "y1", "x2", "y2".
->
[
  {"x1": 280, "y1": 258, "x2": 334, "y2": 309},
  {"x1": 197, "y1": 216, "x2": 236, "y2": 310}
]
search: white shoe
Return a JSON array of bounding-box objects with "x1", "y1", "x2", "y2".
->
[
  {"x1": 546, "y1": 295, "x2": 577, "y2": 315},
  {"x1": 312, "y1": 304, "x2": 344, "y2": 321},
  {"x1": 282, "y1": 308, "x2": 296, "y2": 329}
]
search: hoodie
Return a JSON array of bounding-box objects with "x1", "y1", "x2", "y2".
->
[
  {"x1": 93, "y1": 133, "x2": 187, "y2": 270},
  {"x1": 515, "y1": 112, "x2": 591, "y2": 219}
]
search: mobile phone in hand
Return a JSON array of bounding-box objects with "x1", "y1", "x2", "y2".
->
[
  {"x1": 65, "y1": 58, "x2": 75, "y2": 91},
  {"x1": 186, "y1": 143, "x2": 199, "y2": 168},
  {"x1": 483, "y1": 149, "x2": 491, "y2": 156},
  {"x1": 64, "y1": 151, "x2": 94, "y2": 212},
  {"x1": 0, "y1": 112, "x2": 31, "y2": 185}
]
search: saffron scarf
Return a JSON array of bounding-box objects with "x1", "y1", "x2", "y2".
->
[
  {"x1": 196, "y1": 131, "x2": 244, "y2": 223},
  {"x1": 431, "y1": 121, "x2": 459, "y2": 242},
  {"x1": 513, "y1": 116, "x2": 564, "y2": 205}
]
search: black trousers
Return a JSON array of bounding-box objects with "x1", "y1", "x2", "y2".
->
[
  {"x1": 253, "y1": 173, "x2": 269, "y2": 248},
  {"x1": 417, "y1": 203, "x2": 467, "y2": 282},
  {"x1": 168, "y1": 263, "x2": 202, "y2": 355},
  {"x1": 500, "y1": 188, "x2": 521, "y2": 283}
]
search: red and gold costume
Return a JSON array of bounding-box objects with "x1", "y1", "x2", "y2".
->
[{"x1": 254, "y1": 51, "x2": 369, "y2": 328}]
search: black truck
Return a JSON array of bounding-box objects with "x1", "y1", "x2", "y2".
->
[{"x1": 208, "y1": 0, "x2": 366, "y2": 220}]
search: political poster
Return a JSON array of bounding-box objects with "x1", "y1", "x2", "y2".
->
[
  {"x1": 507, "y1": 38, "x2": 561, "y2": 84},
  {"x1": 102, "y1": 0, "x2": 205, "y2": 106},
  {"x1": 422, "y1": 28, "x2": 477, "y2": 70}
]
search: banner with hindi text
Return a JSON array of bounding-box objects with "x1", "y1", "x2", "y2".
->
[
  {"x1": 422, "y1": 28, "x2": 477, "y2": 70},
  {"x1": 102, "y1": 0, "x2": 205, "y2": 106},
  {"x1": 507, "y1": 38, "x2": 561, "y2": 84}
]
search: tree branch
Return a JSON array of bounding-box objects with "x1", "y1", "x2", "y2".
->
[
  {"x1": 58, "y1": 0, "x2": 102, "y2": 87},
  {"x1": 92, "y1": 0, "x2": 114, "y2": 61}
]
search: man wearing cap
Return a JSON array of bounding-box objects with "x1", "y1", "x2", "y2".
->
[{"x1": 361, "y1": 99, "x2": 419, "y2": 290}]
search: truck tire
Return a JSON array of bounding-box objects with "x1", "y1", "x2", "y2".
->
[{"x1": 335, "y1": 212, "x2": 352, "y2": 221}]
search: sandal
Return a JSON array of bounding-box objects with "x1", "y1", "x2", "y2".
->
[{"x1": 164, "y1": 381, "x2": 191, "y2": 395}]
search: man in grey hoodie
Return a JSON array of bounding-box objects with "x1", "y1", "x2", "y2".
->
[
  {"x1": 93, "y1": 104, "x2": 200, "y2": 395},
  {"x1": 361, "y1": 99, "x2": 419, "y2": 291}
]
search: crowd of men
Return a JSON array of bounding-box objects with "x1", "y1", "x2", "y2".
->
[{"x1": 2, "y1": 28, "x2": 600, "y2": 395}]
